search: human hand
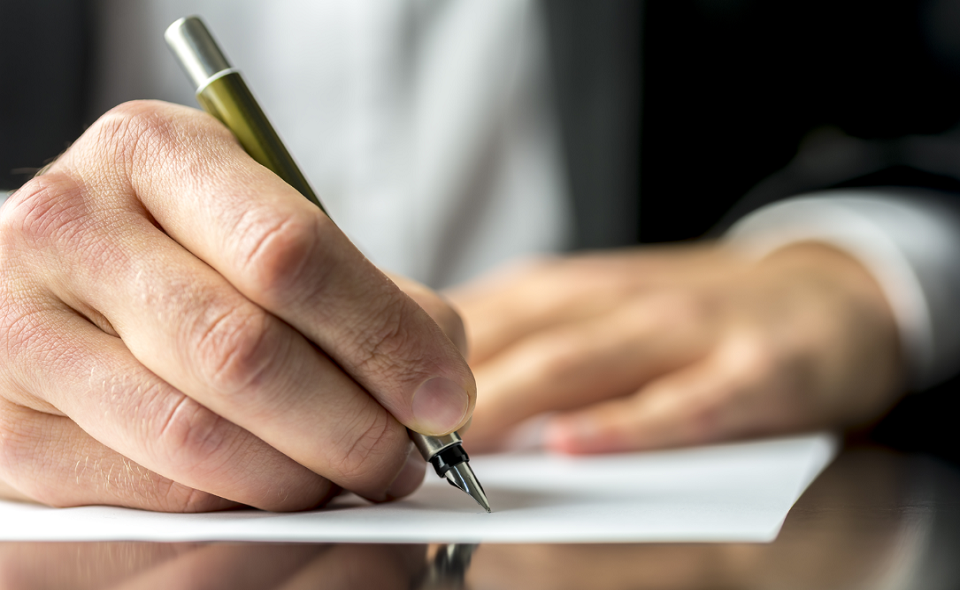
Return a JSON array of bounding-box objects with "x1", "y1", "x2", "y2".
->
[
  {"x1": 0, "y1": 100, "x2": 475, "y2": 511},
  {"x1": 447, "y1": 243, "x2": 902, "y2": 453}
]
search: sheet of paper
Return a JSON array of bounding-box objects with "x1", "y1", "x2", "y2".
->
[{"x1": 0, "y1": 434, "x2": 836, "y2": 543}]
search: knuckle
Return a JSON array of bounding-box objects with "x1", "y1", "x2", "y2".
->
[
  {"x1": 91, "y1": 100, "x2": 225, "y2": 183},
  {"x1": 155, "y1": 394, "x2": 234, "y2": 474},
  {"x1": 0, "y1": 402, "x2": 52, "y2": 506},
  {"x1": 92, "y1": 100, "x2": 177, "y2": 171},
  {"x1": 192, "y1": 302, "x2": 282, "y2": 397},
  {"x1": 652, "y1": 290, "x2": 714, "y2": 328},
  {"x1": 0, "y1": 174, "x2": 88, "y2": 248},
  {"x1": 157, "y1": 481, "x2": 227, "y2": 513},
  {"x1": 348, "y1": 297, "x2": 418, "y2": 378},
  {"x1": 97, "y1": 100, "x2": 180, "y2": 141},
  {"x1": 235, "y1": 209, "x2": 323, "y2": 304},
  {"x1": 0, "y1": 304, "x2": 51, "y2": 369},
  {"x1": 725, "y1": 332, "x2": 778, "y2": 385},
  {"x1": 0, "y1": 395, "x2": 232, "y2": 512},
  {"x1": 334, "y1": 409, "x2": 403, "y2": 483},
  {"x1": 527, "y1": 335, "x2": 582, "y2": 384},
  {"x1": 0, "y1": 408, "x2": 28, "y2": 478}
]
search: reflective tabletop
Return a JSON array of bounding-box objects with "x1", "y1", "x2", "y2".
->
[{"x1": 2, "y1": 446, "x2": 958, "y2": 590}]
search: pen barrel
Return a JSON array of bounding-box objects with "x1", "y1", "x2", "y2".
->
[{"x1": 196, "y1": 73, "x2": 326, "y2": 213}]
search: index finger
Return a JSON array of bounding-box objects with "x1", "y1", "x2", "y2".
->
[{"x1": 61, "y1": 101, "x2": 475, "y2": 437}]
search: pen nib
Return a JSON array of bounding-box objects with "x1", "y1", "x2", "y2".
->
[{"x1": 444, "y1": 462, "x2": 492, "y2": 513}]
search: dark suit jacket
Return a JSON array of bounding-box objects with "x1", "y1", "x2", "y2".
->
[{"x1": 2, "y1": 0, "x2": 958, "y2": 460}]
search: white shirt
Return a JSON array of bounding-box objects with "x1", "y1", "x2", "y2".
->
[{"x1": 88, "y1": 0, "x2": 572, "y2": 288}]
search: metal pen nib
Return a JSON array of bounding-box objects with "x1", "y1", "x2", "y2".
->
[
  {"x1": 444, "y1": 461, "x2": 492, "y2": 513},
  {"x1": 409, "y1": 430, "x2": 493, "y2": 513}
]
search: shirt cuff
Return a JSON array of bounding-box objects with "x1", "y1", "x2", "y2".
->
[{"x1": 724, "y1": 189, "x2": 960, "y2": 390}]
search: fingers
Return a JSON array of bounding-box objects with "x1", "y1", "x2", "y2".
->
[
  {"x1": 460, "y1": 243, "x2": 900, "y2": 456},
  {"x1": 464, "y1": 293, "x2": 714, "y2": 450},
  {"x1": 57, "y1": 101, "x2": 474, "y2": 437},
  {"x1": 0, "y1": 477, "x2": 32, "y2": 504},
  {"x1": 16, "y1": 185, "x2": 410, "y2": 499},
  {"x1": 543, "y1": 334, "x2": 805, "y2": 453},
  {"x1": 1, "y1": 99, "x2": 467, "y2": 504},
  {"x1": 544, "y1": 361, "x2": 730, "y2": 454},
  {"x1": 0, "y1": 398, "x2": 237, "y2": 511},
  {"x1": 447, "y1": 257, "x2": 631, "y2": 365},
  {"x1": 0, "y1": 301, "x2": 334, "y2": 510},
  {"x1": 447, "y1": 246, "x2": 740, "y2": 365}
]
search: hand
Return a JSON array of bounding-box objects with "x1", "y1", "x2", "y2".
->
[
  {"x1": 0, "y1": 100, "x2": 475, "y2": 511},
  {"x1": 447, "y1": 243, "x2": 902, "y2": 453}
]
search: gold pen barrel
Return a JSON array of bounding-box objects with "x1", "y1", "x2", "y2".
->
[
  {"x1": 164, "y1": 16, "x2": 325, "y2": 212},
  {"x1": 196, "y1": 73, "x2": 324, "y2": 211}
]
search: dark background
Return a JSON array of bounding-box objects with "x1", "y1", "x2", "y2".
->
[
  {"x1": 0, "y1": 0, "x2": 92, "y2": 189},
  {"x1": 641, "y1": 0, "x2": 960, "y2": 242}
]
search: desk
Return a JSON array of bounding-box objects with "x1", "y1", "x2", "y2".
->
[{"x1": 1, "y1": 446, "x2": 958, "y2": 589}]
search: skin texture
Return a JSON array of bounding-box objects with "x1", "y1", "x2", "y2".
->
[
  {"x1": 448, "y1": 242, "x2": 904, "y2": 454},
  {"x1": 0, "y1": 100, "x2": 476, "y2": 512}
]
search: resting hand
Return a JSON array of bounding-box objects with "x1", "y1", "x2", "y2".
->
[
  {"x1": 0, "y1": 100, "x2": 475, "y2": 511},
  {"x1": 448, "y1": 243, "x2": 902, "y2": 453}
]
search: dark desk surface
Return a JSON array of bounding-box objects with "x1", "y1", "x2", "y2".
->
[{"x1": 1, "y1": 446, "x2": 958, "y2": 590}]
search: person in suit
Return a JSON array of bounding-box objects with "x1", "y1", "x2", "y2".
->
[
  {"x1": 454, "y1": 0, "x2": 960, "y2": 458},
  {"x1": 0, "y1": 0, "x2": 957, "y2": 511}
]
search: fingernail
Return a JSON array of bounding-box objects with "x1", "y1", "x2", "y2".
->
[
  {"x1": 385, "y1": 446, "x2": 426, "y2": 500},
  {"x1": 412, "y1": 376, "x2": 469, "y2": 434}
]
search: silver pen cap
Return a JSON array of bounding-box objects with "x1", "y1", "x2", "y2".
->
[{"x1": 165, "y1": 16, "x2": 232, "y2": 89}]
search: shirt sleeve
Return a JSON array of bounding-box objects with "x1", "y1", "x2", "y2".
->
[{"x1": 724, "y1": 189, "x2": 960, "y2": 390}]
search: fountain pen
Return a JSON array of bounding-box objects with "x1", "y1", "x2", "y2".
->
[{"x1": 164, "y1": 16, "x2": 491, "y2": 513}]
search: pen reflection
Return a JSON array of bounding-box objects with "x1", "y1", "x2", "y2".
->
[{"x1": 1, "y1": 448, "x2": 957, "y2": 590}]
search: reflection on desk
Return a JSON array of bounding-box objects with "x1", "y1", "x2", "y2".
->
[{"x1": 0, "y1": 446, "x2": 957, "y2": 590}]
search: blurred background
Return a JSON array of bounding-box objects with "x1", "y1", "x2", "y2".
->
[{"x1": 2, "y1": 0, "x2": 959, "y2": 468}]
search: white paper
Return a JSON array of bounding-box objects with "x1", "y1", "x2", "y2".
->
[{"x1": 0, "y1": 434, "x2": 836, "y2": 543}]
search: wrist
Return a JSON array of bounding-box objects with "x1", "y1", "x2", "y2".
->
[{"x1": 755, "y1": 242, "x2": 905, "y2": 423}]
